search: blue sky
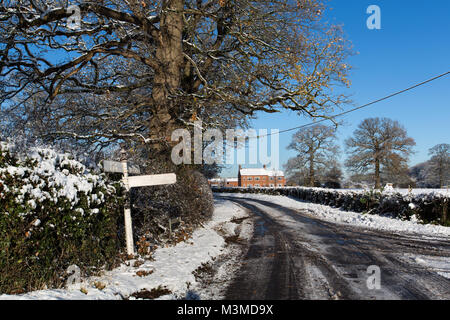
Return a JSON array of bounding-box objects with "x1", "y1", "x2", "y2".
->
[{"x1": 220, "y1": 0, "x2": 450, "y2": 178}]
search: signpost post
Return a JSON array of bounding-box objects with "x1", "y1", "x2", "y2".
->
[
  {"x1": 169, "y1": 217, "x2": 182, "y2": 237},
  {"x1": 104, "y1": 148, "x2": 177, "y2": 255}
]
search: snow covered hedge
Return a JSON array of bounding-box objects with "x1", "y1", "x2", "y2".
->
[
  {"x1": 0, "y1": 142, "x2": 124, "y2": 294},
  {"x1": 213, "y1": 186, "x2": 449, "y2": 226},
  {"x1": 130, "y1": 168, "x2": 214, "y2": 253}
]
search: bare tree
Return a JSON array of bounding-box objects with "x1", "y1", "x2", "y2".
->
[
  {"x1": 381, "y1": 164, "x2": 414, "y2": 188},
  {"x1": 427, "y1": 143, "x2": 450, "y2": 188},
  {"x1": 284, "y1": 157, "x2": 309, "y2": 186},
  {"x1": 409, "y1": 162, "x2": 430, "y2": 188},
  {"x1": 286, "y1": 124, "x2": 339, "y2": 187},
  {"x1": 322, "y1": 160, "x2": 342, "y2": 188},
  {"x1": 345, "y1": 117, "x2": 415, "y2": 189},
  {"x1": 0, "y1": 0, "x2": 351, "y2": 159}
]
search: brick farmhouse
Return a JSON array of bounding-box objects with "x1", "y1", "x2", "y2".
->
[
  {"x1": 238, "y1": 165, "x2": 285, "y2": 187},
  {"x1": 208, "y1": 177, "x2": 238, "y2": 187},
  {"x1": 208, "y1": 165, "x2": 285, "y2": 188}
]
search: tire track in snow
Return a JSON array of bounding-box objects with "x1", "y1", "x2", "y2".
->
[{"x1": 219, "y1": 196, "x2": 450, "y2": 300}]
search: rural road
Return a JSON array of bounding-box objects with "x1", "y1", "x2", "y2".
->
[{"x1": 217, "y1": 195, "x2": 450, "y2": 300}]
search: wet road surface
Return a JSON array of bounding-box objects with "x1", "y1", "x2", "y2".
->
[{"x1": 219, "y1": 196, "x2": 450, "y2": 300}]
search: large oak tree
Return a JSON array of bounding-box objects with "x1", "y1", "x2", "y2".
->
[
  {"x1": 427, "y1": 143, "x2": 450, "y2": 188},
  {"x1": 286, "y1": 124, "x2": 339, "y2": 187},
  {"x1": 0, "y1": 0, "x2": 351, "y2": 159},
  {"x1": 345, "y1": 117, "x2": 415, "y2": 189}
]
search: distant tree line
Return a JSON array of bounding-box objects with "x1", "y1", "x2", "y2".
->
[
  {"x1": 285, "y1": 117, "x2": 449, "y2": 189},
  {"x1": 410, "y1": 144, "x2": 450, "y2": 188}
]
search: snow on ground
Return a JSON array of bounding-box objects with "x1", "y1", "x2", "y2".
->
[
  {"x1": 0, "y1": 199, "x2": 248, "y2": 300},
  {"x1": 217, "y1": 193, "x2": 450, "y2": 237},
  {"x1": 401, "y1": 254, "x2": 450, "y2": 279},
  {"x1": 337, "y1": 188, "x2": 449, "y2": 196},
  {"x1": 189, "y1": 207, "x2": 254, "y2": 300},
  {"x1": 273, "y1": 186, "x2": 450, "y2": 197}
]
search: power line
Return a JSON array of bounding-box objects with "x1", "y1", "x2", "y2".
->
[{"x1": 257, "y1": 70, "x2": 450, "y2": 138}]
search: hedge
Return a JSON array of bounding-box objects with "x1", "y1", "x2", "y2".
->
[
  {"x1": 213, "y1": 186, "x2": 449, "y2": 226},
  {"x1": 0, "y1": 142, "x2": 124, "y2": 294}
]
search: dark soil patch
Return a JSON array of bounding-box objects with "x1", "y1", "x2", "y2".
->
[
  {"x1": 230, "y1": 216, "x2": 249, "y2": 224},
  {"x1": 135, "y1": 270, "x2": 154, "y2": 277},
  {"x1": 130, "y1": 286, "x2": 172, "y2": 299},
  {"x1": 193, "y1": 263, "x2": 214, "y2": 282},
  {"x1": 224, "y1": 235, "x2": 245, "y2": 245}
]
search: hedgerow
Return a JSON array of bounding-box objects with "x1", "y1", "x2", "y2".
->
[
  {"x1": 213, "y1": 186, "x2": 449, "y2": 226},
  {"x1": 0, "y1": 142, "x2": 124, "y2": 294},
  {"x1": 130, "y1": 165, "x2": 214, "y2": 253}
]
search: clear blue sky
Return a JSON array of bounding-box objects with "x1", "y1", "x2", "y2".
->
[{"x1": 221, "y1": 0, "x2": 450, "y2": 178}]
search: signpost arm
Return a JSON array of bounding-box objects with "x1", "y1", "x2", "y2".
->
[{"x1": 121, "y1": 147, "x2": 135, "y2": 256}]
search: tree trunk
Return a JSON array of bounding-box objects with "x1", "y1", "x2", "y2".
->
[
  {"x1": 442, "y1": 201, "x2": 447, "y2": 225},
  {"x1": 149, "y1": 0, "x2": 184, "y2": 158},
  {"x1": 374, "y1": 157, "x2": 381, "y2": 189},
  {"x1": 309, "y1": 153, "x2": 315, "y2": 187}
]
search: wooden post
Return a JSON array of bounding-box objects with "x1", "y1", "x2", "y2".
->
[
  {"x1": 169, "y1": 217, "x2": 181, "y2": 238},
  {"x1": 120, "y1": 147, "x2": 135, "y2": 256},
  {"x1": 103, "y1": 151, "x2": 176, "y2": 256}
]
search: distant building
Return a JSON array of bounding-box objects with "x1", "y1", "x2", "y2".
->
[
  {"x1": 225, "y1": 178, "x2": 238, "y2": 187},
  {"x1": 208, "y1": 165, "x2": 286, "y2": 188},
  {"x1": 208, "y1": 177, "x2": 239, "y2": 188},
  {"x1": 208, "y1": 178, "x2": 223, "y2": 187},
  {"x1": 238, "y1": 165, "x2": 285, "y2": 188}
]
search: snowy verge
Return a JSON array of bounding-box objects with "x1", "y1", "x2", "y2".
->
[
  {"x1": 217, "y1": 193, "x2": 450, "y2": 237},
  {"x1": 214, "y1": 186, "x2": 449, "y2": 227},
  {"x1": 190, "y1": 207, "x2": 254, "y2": 300},
  {"x1": 400, "y1": 254, "x2": 450, "y2": 279},
  {"x1": 0, "y1": 199, "x2": 248, "y2": 300}
]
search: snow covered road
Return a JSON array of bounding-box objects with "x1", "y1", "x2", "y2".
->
[
  {"x1": 1, "y1": 193, "x2": 448, "y2": 300},
  {"x1": 218, "y1": 194, "x2": 450, "y2": 300}
]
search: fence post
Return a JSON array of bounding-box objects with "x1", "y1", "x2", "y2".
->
[{"x1": 121, "y1": 147, "x2": 135, "y2": 256}]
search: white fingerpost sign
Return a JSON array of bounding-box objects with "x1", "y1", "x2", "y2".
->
[
  {"x1": 104, "y1": 147, "x2": 177, "y2": 255},
  {"x1": 103, "y1": 160, "x2": 141, "y2": 174},
  {"x1": 128, "y1": 173, "x2": 176, "y2": 188}
]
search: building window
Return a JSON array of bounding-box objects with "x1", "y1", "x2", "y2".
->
[
  {"x1": 278, "y1": 177, "x2": 283, "y2": 180},
  {"x1": 269, "y1": 177, "x2": 274, "y2": 180},
  {"x1": 278, "y1": 184, "x2": 282, "y2": 187},
  {"x1": 255, "y1": 177, "x2": 260, "y2": 181},
  {"x1": 247, "y1": 177, "x2": 252, "y2": 181},
  {"x1": 254, "y1": 184, "x2": 260, "y2": 187},
  {"x1": 269, "y1": 184, "x2": 274, "y2": 187}
]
